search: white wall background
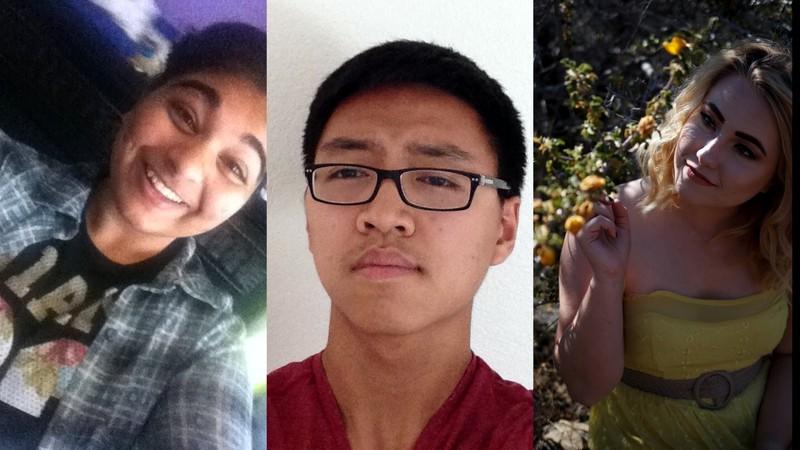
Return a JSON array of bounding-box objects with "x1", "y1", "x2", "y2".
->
[{"x1": 266, "y1": 0, "x2": 533, "y2": 389}]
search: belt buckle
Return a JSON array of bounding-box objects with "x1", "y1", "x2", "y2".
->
[{"x1": 692, "y1": 370, "x2": 733, "y2": 410}]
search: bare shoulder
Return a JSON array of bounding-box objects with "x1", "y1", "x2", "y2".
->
[
  {"x1": 614, "y1": 179, "x2": 647, "y2": 218},
  {"x1": 614, "y1": 179, "x2": 666, "y2": 293}
]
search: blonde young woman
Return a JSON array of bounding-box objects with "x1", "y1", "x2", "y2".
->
[{"x1": 556, "y1": 41, "x2": 791, "y2": 449}]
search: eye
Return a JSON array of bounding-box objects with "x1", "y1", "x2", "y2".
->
[
  {"x1": 414, "y1": 172, "x2": 464, "y2": 190},
  {"x1": 420, "y1": 175, "x2": 455, "y2": 187},
  {"x1": 222, "y1": 158, "x2": 247, "y2": 183},
  {"x1": 735, "y1": 144, "x2": 756, "y2": 160},
  {"x1": 328, "y1": 167, "x2": 370, "y2": 180},
  {"x1": 700, "y1": 111, "x2": 716, "y2": 130},
  {"x1": 169, "y1": 102, "x2": 198, "y2": 133}
]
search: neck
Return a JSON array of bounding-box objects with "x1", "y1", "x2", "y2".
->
[
  {"x1": 322, "y1": 305, "x2": 472, "y2": 450},
  {"x1": 673, "y1": 199, "x2": 744, "y2": 243},
  {"x1": 86, "y1": 180, "x2": 176, "y2": 264}
]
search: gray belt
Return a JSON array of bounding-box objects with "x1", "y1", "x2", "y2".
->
[{"x1": 621, "y1": 357, "x2": 767, "y2": 410}]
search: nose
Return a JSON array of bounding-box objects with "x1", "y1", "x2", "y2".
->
[
  {"x1": 355, "y1": 179, "x2": 415, "y2": 236},
  {"x1": 695, "y1": 136, "x2": 720, "y2": 168},
  {"x1": 167, "y1": 137, "x2": 214, "y2": 184}
]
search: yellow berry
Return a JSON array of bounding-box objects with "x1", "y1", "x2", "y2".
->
[
  {"x1": 565, "y1": 215, "x2": 586, "y2": 234},
  {"x1": 579, "y1": 175, "x2": 606, "y2": 192},
  {"x1": 536, "y1": 245, "x2": 556, "y2": 266},
  {"x1": 662, "y1": 36, "x2": 688, "y2": 56},
  {"x1": 576, "y1": 200, "x2": 594, "y2": 218},
  {"x1": 637, "y1": 115, "x2": 656, "y2": 138}
]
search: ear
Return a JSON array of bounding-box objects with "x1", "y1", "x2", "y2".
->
[
  {"x1": 490, "y1": 196, "x2": 521, "y2": 265},
  {"x1": 115, "y1": 111, "x2": 133, "y2": 140},
  {"x1": 304, "y1": 189, "x2": 313, "y2": 251}
]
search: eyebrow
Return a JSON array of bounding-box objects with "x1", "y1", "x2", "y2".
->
[
  {"x1": 318, "y1": 137, "x2": 472, "y2": 162},
  {"x1": 735, "y1": 131, "x2": 767, "y2": 156},
  {"x1": 706, "y1": 102, "x2": 725, "y2": 124},
  {"x1": 173, "y1": 79, "x2": 221, "y2": 108},
  {"x1": 706, "y1": 102, "x2": 767, "y2": 157},
  {"x1": 242, "y1": 134, "x2": 266, "y2": 179},
  {"x1": 319, "y1": 137, "x2": 381, "y2": 152},
  {"x1": 406, "y1": 142, "x2": 472, "y2": 161}
]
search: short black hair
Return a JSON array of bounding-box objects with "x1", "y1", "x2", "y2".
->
[
  {"x1": 150, "y1": 22, "x2": 266, "y2": 93},
  {"x1": 302, "y1": 40, "x2": 526, "y2": 198}
]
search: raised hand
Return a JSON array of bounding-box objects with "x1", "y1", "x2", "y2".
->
[{"x1": 574, "y1": 198, "x2": 631, "y2": 280}]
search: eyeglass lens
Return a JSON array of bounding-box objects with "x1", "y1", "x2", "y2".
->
[{"x1": 312, "y1": 165, "x2": 473, "y2": 210}]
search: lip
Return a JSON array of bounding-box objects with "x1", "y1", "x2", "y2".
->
[
  {"x1": 352, "y1": 248, "x2": 421, "y2": 280},
  {"x1": 141, "y1": 163, "x2": 189, "y2": 209},
  {"x1": 685, "y1": 164, "x2": 717, "y2": 187}
]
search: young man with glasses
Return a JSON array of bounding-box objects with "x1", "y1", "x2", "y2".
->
[{"x1": 267, "y1": 40, "x2": 532, "y2": 449}]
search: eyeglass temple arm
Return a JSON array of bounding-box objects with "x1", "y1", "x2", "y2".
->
[{"x1": 479, "y1": 175, "x2": 510, "y2": 191}]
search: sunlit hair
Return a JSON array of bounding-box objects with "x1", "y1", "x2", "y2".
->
[{"x1": 637, "y1": 40, "x2": 792, "y2": 295}]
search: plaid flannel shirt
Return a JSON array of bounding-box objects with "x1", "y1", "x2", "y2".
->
[{"x1": 0, "y1": 130, "x2": 252, "y2": 449}]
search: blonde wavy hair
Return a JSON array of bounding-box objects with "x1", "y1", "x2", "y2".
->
[{"x1": 637, "y1": 40, "x2": 792, "y2": 295}]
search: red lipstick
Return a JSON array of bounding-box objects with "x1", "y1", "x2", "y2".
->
[{"x1": 685, "y1": 164, "x2": 717, "y2": 187}]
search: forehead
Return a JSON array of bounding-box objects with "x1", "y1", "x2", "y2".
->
[
  {"x1": 161, "y1": 71, "x2": 265, "y2": 104},
  {"x1": 317, "y1": 85, "x2": 497, "y2": 170},
  {"x1": 702, "y1": 74, "x2": 780, "y2": 154},
  {"x1": 164, "y1": 72, "x2": 266, "y2": 125}
]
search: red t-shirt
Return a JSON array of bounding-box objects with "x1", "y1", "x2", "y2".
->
[{"x1": 267, "y1": 352, "x2": 533, "y2": 449}]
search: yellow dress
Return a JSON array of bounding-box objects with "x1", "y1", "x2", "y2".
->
[{"x1": 589, "y1": 289, "x2": 789, "y2": 449}]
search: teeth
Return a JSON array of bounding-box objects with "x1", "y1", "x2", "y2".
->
[{"x1": 146, "y1": 168, "x2": 185, "y2": 204}]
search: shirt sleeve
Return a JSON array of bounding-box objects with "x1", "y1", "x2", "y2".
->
[
  {"x1": 0, "y1": 128, "x2": 27, "y2": 179},
  {"x1": 0, "y1": 128, "x2": 39, "y2": 245},
  {"x1": 0, "y1": 128, "x2": 52, "y2": 191},
  {"x1": 0, "y1": 128, "x2": 10, "y2": 158},
  {"x1": 0, "y1": 128, "x2": 40, "y2": 163},
  {"x1": 132, "y1": 314, "x2": 253, "y2": 450}
]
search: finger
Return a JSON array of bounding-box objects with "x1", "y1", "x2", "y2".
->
[
  {"x1": 611, "y1": 201, "x2": 630, "y2": 231},
  {"x1": 592, "y1": 200, "x2": 614, "y2": 223},
  {"x1": 578, "y1": 214, "x2": 617, "y2": 240}
]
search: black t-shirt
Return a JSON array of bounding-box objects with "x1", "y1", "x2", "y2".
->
[{"x1": 0, "y1": 217, "x2": 181, "y2": 448}]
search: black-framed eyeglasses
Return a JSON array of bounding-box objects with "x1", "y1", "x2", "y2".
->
[{"x1": 305, "y1": 163, "x2": 510, "y2": 211}]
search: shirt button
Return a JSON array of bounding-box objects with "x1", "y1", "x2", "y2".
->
[{"x1": 103, "y1": 328, "x2": 116, "y2": 341}]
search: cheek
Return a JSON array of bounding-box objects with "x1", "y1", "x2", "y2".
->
[
  {"x1": 675, "y1": 126, "x2": 703, "y2": 156},
  {"x1": 117, "y1": 101, "x2": 177, "y2": 150},
  {"x1": 305, "y1": 205, "x2": 345, "y2": 258},
  {"x1": 736, "y1": 165, "x2": 776, "y2": 193},
  {"x1": 198, "y1": 189, "x2": 249, "y2": 223},
  {"x1": 307, "y1": 218, "x2": 353, "y2": 285},
  {"x1": 437, "y1": 216, "x2": 499, "y2": 265},
  {"x1": 110, "y1": 126, "x2": 135, "y2": 166}
]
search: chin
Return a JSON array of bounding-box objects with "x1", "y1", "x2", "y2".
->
[
  {"x1": 341, "y1": 299, "x2": 469, "y2": 339},
  {"x1": 333, "y1": 300, "x2": 432, "y2": 336},
  {"x1": 352, "y1": 316, "x2": 433, "y2": 337},
  {"x1": 127, "y1": 220, "x2": 179, "y2": 239},
  {"x1": 117, "y1": 207, "x2": 181, "y2": 239}
]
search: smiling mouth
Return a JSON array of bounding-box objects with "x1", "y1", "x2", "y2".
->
[
  {"x1": 686, "y1": 164, "x2": 717, "y2": 187},
  {"x1": 145, "y1": 166, "x2": 187, "y2": 205}
]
